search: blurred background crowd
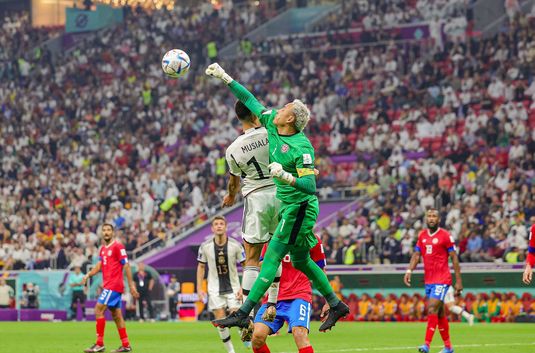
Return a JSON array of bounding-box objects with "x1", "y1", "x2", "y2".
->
[{"x1": 0, "y1": 0, "x2": 534, "y2": 274}]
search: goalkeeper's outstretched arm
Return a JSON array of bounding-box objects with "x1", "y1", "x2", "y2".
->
[{"x1": 205, "y1": 63, "x2": 266, "y2": 118}]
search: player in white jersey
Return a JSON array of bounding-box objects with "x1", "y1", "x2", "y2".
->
[
  {"x1": 443, "y1": 285, "x2": 475, "y2": 325},
  {"x1": 197, "y1": 216, "x2": 246, "y2": 353},
  {"x1": 223, "y1": 101, "x2": 283, "y2": 331}
]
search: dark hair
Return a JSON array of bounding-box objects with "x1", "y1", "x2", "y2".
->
[
  {"x1": 102, "y1": 223, "x2": 115, "y2": 231},
  {"x1": 235, "y1": 100, "x2": 254, "y2": 122},
  {"x1": 211, "y1": 215, "x2": 227, "y2": 224}
]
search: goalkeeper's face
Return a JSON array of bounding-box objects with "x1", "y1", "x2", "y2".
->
[{"x1": 274, "y1": 103, "x2": 295, "y2": 127}]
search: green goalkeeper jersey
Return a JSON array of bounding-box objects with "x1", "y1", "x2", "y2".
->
[{"x1": 229, "y1": 81, "x2": 317, "y2": 204}]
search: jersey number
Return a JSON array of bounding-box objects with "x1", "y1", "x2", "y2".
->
[
  {"x1": 102, "y1": 256, "x2": 107, "y2": 265},
  {"x1": 217, "y1": 265, "x2": 228, "y2": 275},
  {"x1": 425, "y1": 245, "x2": 433, "y2": 254},
  {"x1": 246, "y1": 156, "x2": 268, "y2": 180}
]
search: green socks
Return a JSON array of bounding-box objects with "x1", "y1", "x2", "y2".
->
[{"x1": 290, "y1": 247, "x2": 341, "y2": 307}]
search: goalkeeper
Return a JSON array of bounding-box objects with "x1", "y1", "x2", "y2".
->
[{"x1": 206, "y1": 63, "x2": 349, "y2": 332}]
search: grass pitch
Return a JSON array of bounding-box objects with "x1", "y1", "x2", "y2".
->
[{"x1": 1, "y1": 321, "x2": 533, "y2": 353}]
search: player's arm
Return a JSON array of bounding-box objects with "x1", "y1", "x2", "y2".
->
[
  {"x1": 223, "y1": 150, "x2": 242, "y2": 207},
  {"x1": 223, "y1": 174, "x2": 240, "y2": 207},
  {"x1": 404, "y1": 247, "x2": 421, "y2": 287},
  {"x1": 268, "y1": 148, "x2": 317, "y2": 195},
  {"x1": 449, "y1": 250, "x2": 463, "y2": 295},
  {"x1": 123, "y1": 262, "x2": 139, "y2": 298},
  {"x1": 82, "y1": 261, "x2": 101, "y2": 285},
  {"x1": 205, "y1": 63, "x2": 268, "y2": 120},
  {"x1": 523, "y1": 226, "x2": 535, "y2": 284},
  {"x1": 196, "y1": 262, "x2": 207, "y2": 302}
]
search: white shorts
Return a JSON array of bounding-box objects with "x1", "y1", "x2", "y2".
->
[
  {"x1": 208, "y1": 292, "x2": 241, "y2": 311},
  {"x1": 242, "y1": 186, "x2": 280, "y2": 244},
  {"x1": 444, "y1": 286, "x2": 455, "y2": 304}
]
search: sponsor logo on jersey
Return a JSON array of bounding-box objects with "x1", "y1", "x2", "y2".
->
[{"x1": 281, "y1": 144, "x2": 289, "y2": 153}]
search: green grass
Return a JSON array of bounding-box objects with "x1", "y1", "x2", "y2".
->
[{"x1": 1, "y1": 321, "x2": 534, "y2": 353}]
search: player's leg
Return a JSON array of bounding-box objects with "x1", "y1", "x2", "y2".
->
[
  {"x1": 437, "y1": 302, "x2": 454, "y2": 353},
  {"x1": 251, "y1": 323, "x2": 271, "y2": 353},
  {"x1": 292, "y1": 327, "x2": 313, "y2": 353},
  {"x1": 444, "y1": 286, "x2": 473, "y2": 325},
  {"x1": 420, "y1": 285, "x2": 446, "y2": 353},
  {"x1": 213, "y1": 307, "x2": 236, "y2": 353},
  {"x1": 242, "y1": 240, "x2": 262, "y2": 305},
  {"x1": 253, "y1": 301, "x2": 286, "y2": 353},
  {"x1": 287, "y1": 299, "x2": 314, "y2": 353},
  {"x1": 290, "y1": 246, "x2": 348, "y2": 331},
  {"x1": 243, "y1": 190, "x2": 282, "y2": 321},
  {"x1": 110, "y1": 308, "x2": 132, "y2": 352},
  {"x1": 84, "y1": 297, "x2": 107, "y2": 353}
]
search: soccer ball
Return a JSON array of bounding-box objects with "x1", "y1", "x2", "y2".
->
[{"x1": 162, "y1": 49, "x2": 190, "y2": 78}]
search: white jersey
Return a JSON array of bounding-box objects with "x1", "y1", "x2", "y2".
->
[
  {"x1": 226, "y1": 127, "x2": 275, "y2": 197},
  {"x1": 197, "y1": 237, "x2": 245, "y2": 296}
]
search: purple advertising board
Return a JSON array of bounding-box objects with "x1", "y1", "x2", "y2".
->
[{"x1": 146, "y1": 201, "x2": 351, "y2": 269}]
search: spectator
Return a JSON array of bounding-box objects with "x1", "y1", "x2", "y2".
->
[
  {"x1": 21, "y1": 283, "x2": 39, "y2": 309},
  {"x1": 166, "y1": 275, "x2": 180, "y2": 321},
  {"x1": 0, "y1": 278, "x2": 14, "y2": 308},
  {"x1": 134, "y1": 263, "x2": 154, "y2": 322},
  {"x1": 68, "y1": 266, "x2": 86, "y2": 320}
]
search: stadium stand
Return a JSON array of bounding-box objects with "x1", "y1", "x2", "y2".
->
[{"x1": 0, "y1": 1, "x2": 533, "y2": 274}]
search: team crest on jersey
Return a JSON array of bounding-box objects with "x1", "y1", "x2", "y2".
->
[
  {"x1": 108, "y1": 250, "x2": 112, "y2": 256},
  {"x1": 432, "y1": 238, "x2": 438, "y2": 244},
  {"x1": 281, "y1": 144, "x2": 289, "y2": 153}
]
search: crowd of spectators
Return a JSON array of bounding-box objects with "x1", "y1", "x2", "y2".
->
[
  {"x1": 314, "y1": 0, "x2": 469, "y2": 32},
  {"x1": 311, "y1": 291, "x2": 535, "y2": 323},
  {"x1": 0, "y1": 1, "x2": 533, "y2": 272}
]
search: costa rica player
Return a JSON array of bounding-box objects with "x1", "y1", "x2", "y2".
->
[
  {"x1": 522, "y1": 220, "x2": 535, "y2": 284},
  {"x1": 82, "y1": 223, "x2": 139, "y2": 353},
  {"x1": 404, "y1": 209, "x2": 464, "y2": 353},
  {"x1": 251, "y1": 234, "x2": 327, "y2": 353}
]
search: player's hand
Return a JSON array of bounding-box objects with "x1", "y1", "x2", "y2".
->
[
  {"x1": 81, "y1": 275, "x2": 89, "y2": 286},
  {"x1": 268, "y1": 162, "x2": 295, "y2": 185},
  {"x1": 198, "y1": 291, "x2": 207, "y2": 303},
  {"x1": 222, "y1": 194, "x2": 236, "y2": 208},
  {"x1": 319, "y1": 303, "x2": 330, "y2": 322},
  {"x1": 314, "y1": 168, "x2": 320, "y2": 177},
  {"x1": 454, "y1": 281, "x2": 463, "y2": 296},
  {"x1": 205, "y1": 63, "x2": 233, "y2": 84},
  {"x1": 403, "y1": 271, "x2": 411, "y2": 287},
  {"x1": 236, "y1": 288, "x2": 243, "y2": 302},
  {"x1": 523, "y1": 265, "x2": 533, "y2": 285},
  {"x1": 130, "y1": 285, "x2": 140, "y2": 299}
]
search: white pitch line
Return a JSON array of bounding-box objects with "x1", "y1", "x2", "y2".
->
[{"x1": 279, "y1": 342, "x2": 535, "y2": 353}]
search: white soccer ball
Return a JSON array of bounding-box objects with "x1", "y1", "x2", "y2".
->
[{"x1": 162, "y1": 49, "x2": 190, "y2": 78}]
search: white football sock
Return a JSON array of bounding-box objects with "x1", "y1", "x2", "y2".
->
[
  {"x1": 242, "y1": 266, "x2": 259, "y2": 306},
  {"x1": 218, "y1": 327, "x2": 234, "y2": 353}
]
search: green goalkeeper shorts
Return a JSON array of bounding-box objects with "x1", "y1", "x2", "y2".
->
[{"x1": 272, "y1": 197, "x2": 319, "y2": 249}]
